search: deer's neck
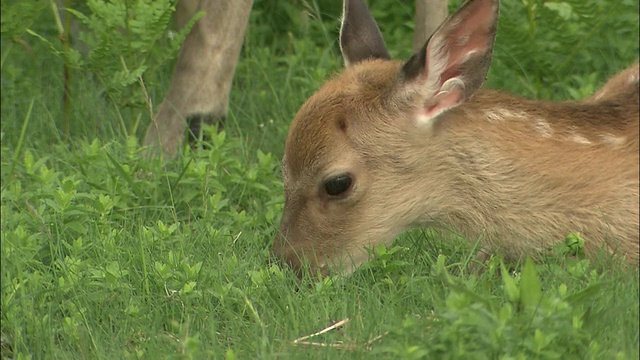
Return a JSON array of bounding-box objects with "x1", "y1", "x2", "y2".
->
[{"x1": 413, "y1": 89, "x2": 639, "y2": 256}]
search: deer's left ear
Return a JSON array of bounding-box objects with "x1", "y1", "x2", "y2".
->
[
  {"x1": 340, "y1": 0, "x2": 390, "y2": 66},
  {"x1": 403, "y1": 0, "x2": 500, "y2": 127}
]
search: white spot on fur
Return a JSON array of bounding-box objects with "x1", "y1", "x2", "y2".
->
[
  {"x1": 591, "y1": 91, "x2": 605, "y2": 101},
  {"x1": 533, "y1": 119, "x2": 553, "y2": 138},
  {"x1": 569, "y1": 132, "x2": 592, "y2": 145},
  {"x1": 483, "y1": 108, "x2": 527, "y2": 123},
  {"x1": 629, "y1": 73, "x2": 638, "y2": 84},
  {"x1": 600, "y1": 134, "x2": 626, "y2": 146},
  {"x1": 483, "y1": 110, "x2": 501, "y2": 123}
]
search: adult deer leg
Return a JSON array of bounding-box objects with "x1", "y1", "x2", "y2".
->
[
  {"x1": 412, "y1": 0, "x2": 448, "y2": 53},
  {"x1": 143, "y1": 0, "x2": 253, "y2": 158}
]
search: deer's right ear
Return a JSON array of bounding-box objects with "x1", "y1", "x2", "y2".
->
[
  {"x1": 402, "y1": 0, "x2": 499, "y2": 127},
  {"x1": 340, "y1": 0, "x2": 390, "y2": 66}
]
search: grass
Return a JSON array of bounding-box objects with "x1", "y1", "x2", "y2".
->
[{"x1": 1, "y1": 0, "x2": 639, "y2": 358}]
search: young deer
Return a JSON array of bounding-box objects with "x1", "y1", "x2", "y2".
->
[{"x1": 272, "y1": 0, "x2": 639, "y2": 275}]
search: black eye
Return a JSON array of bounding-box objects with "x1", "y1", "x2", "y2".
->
[{"x1": 324, "y1": 174, "x2": 353, "y2": 197}]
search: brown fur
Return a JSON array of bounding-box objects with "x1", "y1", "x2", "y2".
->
[{"x1": 274, "y1": 59, "x2": 640, "y2": 274}]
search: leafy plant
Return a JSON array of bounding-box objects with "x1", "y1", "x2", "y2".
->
[
  {"x1": 0, "y1": 127, "x2": 284, "y2": 357},
  {"x1": 374, "y1": 257, "x2": 630, "y2": 359},
  {"x1": 25, "y1": 0, "x2": 200, "y2": 134},
  {"x1": 487, "y1": 0, "x2": 639, "y2": 100}
]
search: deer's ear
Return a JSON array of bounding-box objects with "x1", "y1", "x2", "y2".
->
[
  {"x1": 402, "y1": 0, "x2": 500, "y2": 126},
  {"x1": 340, "y1": 0, "x2": 390, "y2": 66}
]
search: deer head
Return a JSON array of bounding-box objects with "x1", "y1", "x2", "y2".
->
[{"x1": 272, "y1": 0, "x2": 639, "y2": 276}]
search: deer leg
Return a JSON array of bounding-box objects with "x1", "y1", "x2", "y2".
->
[
  {"x1": 412, "y1": 0, "x2": 448, "y2": 53},
  {"x1": 143, "y1": 0, "x2": 253, "y2": 158}
]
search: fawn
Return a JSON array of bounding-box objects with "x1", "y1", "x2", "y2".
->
[{"x1": 272, "y1": 0, "x2": 639, "y2": 275}]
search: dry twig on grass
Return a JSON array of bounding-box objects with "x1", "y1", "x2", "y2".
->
[{"x1": 292, "y1": 318, "x2": 387, "y2": 351}]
